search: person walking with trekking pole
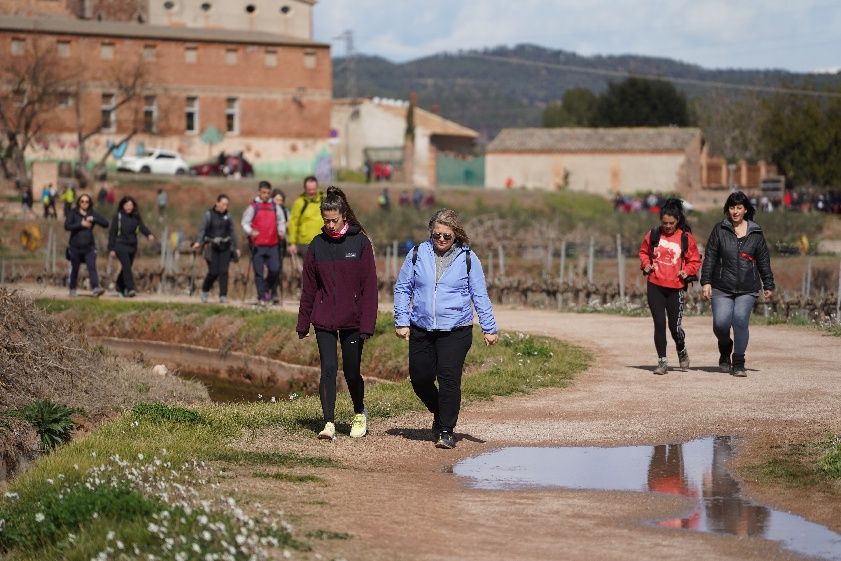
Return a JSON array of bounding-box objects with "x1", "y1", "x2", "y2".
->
[
  {"x1": 393, "y1": 209, "x2": 498, "y2": 449},
  {"x1": 108, "y1": 196, "x2": 155, "y2": 298},
  {"x1": 241, "y1": 181, "x2": 286, "y2": 305},
  {"x1": 639, "y1": 198, "x2": 701, "y2": 375},
  {"x1": 700, "y1": 191, "x2": 775, "y2": 377},
  {"x1": 297, "y1": 186, "x2": 378, "y2": 440},
  {"x1": 65, "y1": 193, "x2": 109, "y2": 297},
  {"x1": 192, "y1": 194, "x2": 240, "y2": 304}
]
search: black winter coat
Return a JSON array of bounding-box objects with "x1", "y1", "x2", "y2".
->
[
  {"x1": 65, "y1": 208, "x2": 108, "y2": 249},
  {"x1": 700, "y1": 219, "x2": 775, "y2": 294},
  {"x1": 108, "y1": 211, "x2": 152, "y2": 250}
]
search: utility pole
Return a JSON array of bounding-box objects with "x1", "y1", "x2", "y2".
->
[{"x1": 334, "y1": 30, "x2": 357, "y2": 170}]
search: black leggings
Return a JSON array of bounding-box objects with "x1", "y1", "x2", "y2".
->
[
  {"x1": 646, "y1": 282, "x2": 686, "y2": 358},
  {"x1": 315, "y1": 329, "x2": 366, "y2": 423},
  {"x1": 408, "y1": 325, "x2": 473, "y2": 432},
  {"x1": 113, "y1": 244, "x2": 137, "y2": 294},
  {"x1": 201, "y1": 248, "x2": 231, "y2": 297}
]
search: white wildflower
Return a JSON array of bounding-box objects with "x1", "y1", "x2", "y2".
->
[
  {"x1": 34, "y1": 513, "x2": 45, "y2": 522},
  {"x1": 3, "y1": 492, "x2": 19, "y2": 501}
]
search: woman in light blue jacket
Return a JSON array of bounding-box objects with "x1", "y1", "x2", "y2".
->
[{"x1": 394, "y1": 209, "x2": 498, "y2": 449}]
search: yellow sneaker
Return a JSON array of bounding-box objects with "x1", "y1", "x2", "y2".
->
[
  {"x1": 317, "y1": 422, "x2": 336, "y2": 440},
  {"x1": 349, "y1": 410, "x2": 368, "y2": 438}
]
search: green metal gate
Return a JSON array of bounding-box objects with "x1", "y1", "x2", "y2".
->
[{"x1": 436, "y1": 154, "x2": 484, "y2": 187}]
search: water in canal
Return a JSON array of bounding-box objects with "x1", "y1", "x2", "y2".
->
[{"x1": 454, "y1": 436, "x2": 841, "y2": 561}]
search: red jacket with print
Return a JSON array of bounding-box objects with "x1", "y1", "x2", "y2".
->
[
  {"x1": 638, "y1": 228, "x2": 701, "y2": 289},
  {"x1": 296, "y1": 224, "x2": 378, "y2": 335}
]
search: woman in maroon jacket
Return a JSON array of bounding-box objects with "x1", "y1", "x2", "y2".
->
[{"x1": 297, "y1": 186, "x2": 378, "y2": 440}]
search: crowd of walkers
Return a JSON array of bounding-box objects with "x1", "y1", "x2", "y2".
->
[{"x1": 58, "y1": 177, "x2": 776, "y2": 448}]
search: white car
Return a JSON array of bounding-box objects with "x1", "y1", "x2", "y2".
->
[{"x1": 117, "y1": 149, "x2": 189, "y2": 175}]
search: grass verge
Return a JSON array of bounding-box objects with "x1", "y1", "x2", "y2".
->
[{"x1": 740, "y1": 435, "x2": 841, "y2": 489}]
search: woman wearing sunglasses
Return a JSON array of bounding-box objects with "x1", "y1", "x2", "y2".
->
[
  {"x1": 394, "y1": 209, "x2": 498, "y2": 449},
  {"x1": 64, "y1": 193, "x2": 109, "y2": 297}
]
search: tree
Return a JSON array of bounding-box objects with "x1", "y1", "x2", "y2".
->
[
  {"x1": 593, "y1": 77, "x2": 691, "y2": 127},
  {"x1": 761, "y1": 86, "x2": 841, "y2": 187},
  {"x1": 692, "y1": 91, "x2": 766, "y2": 161},
  {"x1": 543, "y1": 87, "x2": 598, "y2": 127},
  {"x1": 0, "y1": 38, "x2": 78, "y2": 183}
]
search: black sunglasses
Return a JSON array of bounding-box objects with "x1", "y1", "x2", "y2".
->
[{"x1": 431, "y1": 232, "x2": 453, "y2": 241}]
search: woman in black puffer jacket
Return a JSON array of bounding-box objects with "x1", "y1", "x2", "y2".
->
[
  {"x1": 108, "y1": 196, "x2": 156, "y2": 297},
  {"x1": 700, "y1": 191, "x2": 774, "y2": 377}
]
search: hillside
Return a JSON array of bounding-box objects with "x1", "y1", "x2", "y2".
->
[{"x1": 332, "y1": 44, "x2": 841, "y2": 145}]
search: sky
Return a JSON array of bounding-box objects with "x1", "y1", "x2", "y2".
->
[{"x1": 313, "y1": 0, "x2": 841, "y2": 74}]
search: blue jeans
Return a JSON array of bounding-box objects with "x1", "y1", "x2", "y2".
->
[
  {"x1": 68, "y1": 246, "x2": 100, "y2": 290},
  {"x1": 251, "y1": 245, "x2": 279, "y2": 300},
  {"x1": 711, "y1": 289, "x2": 756, "y2": 356}
]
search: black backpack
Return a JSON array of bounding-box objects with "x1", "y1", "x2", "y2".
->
[{"x1": 646, "y1": 227, "x2": 698, "y2": 285}]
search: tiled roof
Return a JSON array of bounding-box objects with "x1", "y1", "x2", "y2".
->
[
  {"x1": 487, "y1": 127, "x2": 702, "y2": 153},
  {"x1": 0, "y1": 15, "x2": 328, "y2": 47}
]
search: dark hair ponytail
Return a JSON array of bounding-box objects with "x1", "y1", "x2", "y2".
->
[
  {"x1": 321, "y1": 186, "x2": 365, "y2": 235},
  {"x1": 660, "y1": 198, "x2": 691, "y2": 233}
]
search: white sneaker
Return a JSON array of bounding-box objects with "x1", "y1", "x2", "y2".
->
[{"x1": 317, "y1": 422, "x2": 336, "y2": 440}]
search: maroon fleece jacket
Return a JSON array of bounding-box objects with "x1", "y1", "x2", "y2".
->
[{"x1": 296, "y1": 224, "x2": 378, "y2": 335}]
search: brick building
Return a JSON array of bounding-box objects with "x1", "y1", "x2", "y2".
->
[{"x1": 0, "y1": 0, "x2": 330, "y2": 177}]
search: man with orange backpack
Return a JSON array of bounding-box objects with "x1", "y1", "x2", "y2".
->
[{"x1": 241, "y1": 181, "x2": 286, "y2": 305}]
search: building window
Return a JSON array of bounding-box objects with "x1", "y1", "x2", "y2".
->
[
  {"x1": 185, "y1": 96, "x2": 198, "y2": 133},
  {"x1": 225, "y1": 98, "x2": 239, "y2": 134},
  {"x1": 11, "y1": 38, "x2": 25, "y2": 56},
  {"x1": 280, "y1": 5, "x2": 291, "y2": 14},
  {"x1": 100, "y1": 42, "x2": 114, "y2": 60},
  {"x1": 57, "y1": 40, "x2": 70, "y2": 58},
  {"x1": 143, "y1": 96, "x2": 157, "y2": 133},
  {"x1": 245, "y1": 4, "x2": 256, "y2": 13},
  {"x1": 58, "y1": 91, "x2": 73, "y2": 107},
  {"x1": 101, "y1": 93, "x2": 116, "y2": 132},
  {"x1": 185, "y1": 46, "x2": 197, "y2": 64},
  {"x1": 265, "y1": 49, "x2": 277, "y2": 67},
  {"x1": 225, "y1": 49, "x2": 237, "y2": 65},
  {"x1": 303, "y1": 50, "x2": 316, "y2": 69},
  {"x1": 163, "y1": 0, "x2": 175, "y2": 9},
  {"x1": 200, "y1": 2, "x2": 212, "y2": 11},
  {"x1": 143, "y1": 44, "x2": 156, "y2": 61}
]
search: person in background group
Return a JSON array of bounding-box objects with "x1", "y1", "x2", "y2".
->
[
  {"x1": 701, "y1": 191, "x2": 775, "y2": 377},
  {"x1": 297, "y1": 186, "x2": 378, "y2": 441},
  {"x1": 21, "y1": 187, "x2": 34, "y2": 217},
  {"x1": 639, "y1": 198, "x2": 701, "y2": 375},
  {"x1": 156, "y1": 188, "x2": 168, "y2": 222},
  {"x1": 270, "y1": 188, "x2": 290, "y2": 304},
  {"x1": 393, "y1": 209, "x2": 498, "y2": 449},
  {"x1": 108, "y1": 195, "x2": 155, "y2": 298},
  {"x1": 65, "y1": 193, "x2": 109, "y2": 297},
  {"x1": 61, "y1": 184, "x2": 76, "y2": 218},
  {"x1": 287, "y1": 176, "x2": 324, "y2": 261},
  {"x1": 193, "y1": 194, "x2": 240, "y2": 304},
  {"x1": 241, "y1": 180, "x2": 286, "y2": 305},
  {"x1": 48, "y1": 183, "x2": 59, "y2": 218}
]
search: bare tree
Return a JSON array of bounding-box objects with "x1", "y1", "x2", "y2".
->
[{"x1": 0, "y1": 38, "x2": 79, "y2": 184}]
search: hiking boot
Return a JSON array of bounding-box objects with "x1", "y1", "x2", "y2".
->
[
  {"x1": 731, "y1": 354, "x2": 747, "y2": 377},
  {"x1": 127, "y1": 289, "x2": 137, "y2": 298},
  {"x1": 68, "y1": 289, "x2": 77, "y2": 297},
  {"x1": 677, "y1": 347, "x2": 690, "y2": 369},
  {"x1": 350, "y1": 408, "x2": 368, "y2": 438},
  {"x1": 219, "y1": 296, "x2": 228, "y2": 304},
  {"x1": 92, "y1": 287, "x2": 105, "y2": 298},
  {"x1": 718, "y1": 339, "x2": 733, "y2": 373},
  {"x1": 317, "y1": 422, "x2": 336, "y2": 440},
  {"x1": 435, "y1": 430, "x2": 456, "y2": 449},
  {"x1": 653, "y1": 357, "x2": 668, "y2": 375},
  {"x1": 200, "y1": 291, "x2": 209, "y2": 303}
]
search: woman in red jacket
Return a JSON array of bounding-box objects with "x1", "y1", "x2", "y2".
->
[
  {"x1": 297, "y1": 186, "x2": 378, "y2": 440},
  {"x1": 638, "y1": 198, "x2": 701, "y2": 375}
]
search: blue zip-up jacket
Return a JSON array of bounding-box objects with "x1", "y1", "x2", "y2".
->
[{"x1": 394, "y1": 240, "x2": 497, "y2": 333}]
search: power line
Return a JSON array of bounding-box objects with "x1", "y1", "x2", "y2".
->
[{"x1": 462, "y1": 53, "x2": 841, "y2": 99}]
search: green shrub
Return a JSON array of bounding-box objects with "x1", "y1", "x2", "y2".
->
[
  {"x1": 8, "y1": 399, "x2": 78, "y2": 452},
  {"x1": 818, "y1": 436, "x2": 841, "y2": 479}
]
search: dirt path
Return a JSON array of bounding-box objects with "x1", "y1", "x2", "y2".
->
[
  {"x1": 252, "y1": 311, "x2": 841, "y2": 561},
  {"x1": 18, "y1": 285, "x2": 841, "y2": 560}
]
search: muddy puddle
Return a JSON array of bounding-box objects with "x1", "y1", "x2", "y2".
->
[{"x1": 454, "y1": 436, "x2": 841, "y2": 561}]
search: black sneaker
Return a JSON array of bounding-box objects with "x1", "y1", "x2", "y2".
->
[
  {"x1": 718, "y1": 339, "x2": 733, "y2": 373},
  {"x1": 435, "y1": 430, "x2": 456, "y2": 449},
  {"x1": 127, "y1": 289, "x2": 137, "y2": 298},
  {"x1": 731, "y1": 354, "x2": 747, "y2": 377},
  {"x1": 431, "y1": 419, "x2": 441, "y2": 442}
]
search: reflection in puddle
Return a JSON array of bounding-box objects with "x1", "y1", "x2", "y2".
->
[
  {"x1": 454, "y1": 437, "x2": 841, "y2": 561},
  {"x1": 176, "y1": 370, "x2": 291, "y2": 403}
]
